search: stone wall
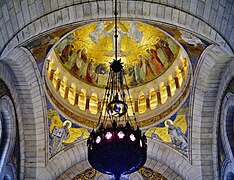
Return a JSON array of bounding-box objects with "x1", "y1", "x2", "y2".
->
[
  {"x1": 0, "y1": 47, "x2": 47, "y2": 179},
  {"x1": 0, "y1": 95, "x2": 17, "y2": 180},
  {"x1": 0, "y1": 0, "x2": 233, "y2": 58},
  {"x1": 191, "y1": 45, "x2": 234, "y2": 179},
  {"x1": 219, "y1": 93, "x2": 234, "y2": 179}
]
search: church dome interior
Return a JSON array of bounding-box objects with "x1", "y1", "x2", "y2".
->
[
  {"x1": 0, "y1": 0, "x2": 233, "y2": 180},
  {"x1": 44, "y1": 20, "x2": 191, "y2": 129}
]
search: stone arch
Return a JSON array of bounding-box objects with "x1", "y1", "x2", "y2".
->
[
  {"x1": 221, "y1": 93, "x2": 234, "y2": 159},
  {"x1": 0, "y1": 95, "x2": 17, "y2": 180},
  {"x1": 38, "y1": 140, "x2": 88, "y2": 179},
  {"x1": 0, "y1": 1, "x2": 232, "y2": 179},
  {"x1": 225, "y1": 106, "x2": 234, "y2": 155},
  {"x1": 144, "y1": 158, "x2": 183, "y2": 180},
  {"x1": 147, "y1": 138, "x2": 192, "y2": 179},
  {"x1": 223, "y1": 161, "x2": 234, "y2": 180},
  {"x1": 0, "y1": 1, "x2": 233, "y2": 57},
  {"x1": 0, "y1": 47, "x2": 46, "y2": 179},
  {"x1": 191, "y1": 45, "x2": 234, "y2": 179},
  {"x1": 44, "y1": 137, "x2": 184, "y2": 179},
  {"x1": 226, "y1": 172, "x2": 234, "y2": 180},
  {"x1": 220, "y1": 93, "x2": 234, "y2": 180}
]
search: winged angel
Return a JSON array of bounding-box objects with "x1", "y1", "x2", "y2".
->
[
  {"x1": 48, "y1": 110, "x2": 90, "y2": 155},
  {"x1": 145, "y1": 114, "x2": 188, "y2": 152}
]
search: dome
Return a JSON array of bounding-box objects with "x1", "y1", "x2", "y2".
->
[{"x1": 44, "y1": 20, "x2": 191, "y2": 129}]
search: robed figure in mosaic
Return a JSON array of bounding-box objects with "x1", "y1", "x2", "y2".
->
[{"x1": 50, "y1": 121, "x2": 71, "y2": 155}]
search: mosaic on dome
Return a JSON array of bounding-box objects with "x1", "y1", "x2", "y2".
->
[
  {"x1": 23, "y1": 20, "x2": 209, "y2": 157},
  {"x1": 53, "y1": 21, "x2": 180, "y2": 88}
]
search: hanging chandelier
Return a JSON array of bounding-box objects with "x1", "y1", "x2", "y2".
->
[{"x1": 87, "y1": 1, "x2": 147, "y2": 179}]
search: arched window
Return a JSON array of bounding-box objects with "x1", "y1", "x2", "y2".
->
[
  {"x1": 158, "y1": 82, "x2": 168, "y2": 104},
  {"x1": 68, "y1": 83, "x2": 77, "y2": 105},
  {"x1": 179, "y1": 58, "x2": 188, "y2": 76},
  {"x1": 78, "y1": 89, "x2": 86, "y2": 111},
  {"x1": 175, "y1": 66, "x2": 183, "y2": 88},
  {"x1": 138, "y1": 92, "x2": 146, "y2": 114},
  {"x1": 167, "y1": 75, "x2": 176, "y2": 97},
  {"x1": 52, "y1": 68, "x2": 60, "y2": 90},
  {"x1": 126, "y1": 95, "x2": 135, "y2": 116},
  {"x1": 59, "y1": 76, "x2": 68, "y2": 99},
  {"x1": 47, "y1": 59, "x2": 55, "y2": 80},
  {"x1": 149, "y1": 88, "x2": 157, "y2": 110},
  {"x1": 89, "y1": 93, "x2": 98, "y2": 114},
  {"x1": 0, "y1": 109, "x2": 11, "y2": 173},
  {"x1": 3, "y1": 174, "x2": 11, "y2": 180}
]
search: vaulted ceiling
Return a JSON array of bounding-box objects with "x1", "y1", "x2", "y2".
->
[{"x1": 0, "y1": 0, "x2": 233, "y2": 180}]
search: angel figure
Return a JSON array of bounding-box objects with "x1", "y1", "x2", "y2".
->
[
  {"x1": 128, "y1": 22, "x2": 143, "y2": 43},
  {"x1": 180, "y1": 31, "x2": 203, "y2": 46},
  {"x1": 145, "y1": 114, "x2": 188, "y2": 152},
  {"x1": 105, "y1": 25, "x2": 127, "y2": 51},
  {"x1": 89, "y1": 21, "x2": 106, "y2": 44}
]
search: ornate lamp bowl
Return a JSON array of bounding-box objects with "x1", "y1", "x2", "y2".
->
[{"x1": 87, "y1": 127, "x2": 147, "y2": 179}]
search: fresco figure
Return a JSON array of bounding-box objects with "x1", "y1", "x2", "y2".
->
[
  {"x1": 134, "y1": 61, "x2": 143, "y2": 83},
  {"x1": 60, "y1": 44, "x2": 74, "y2": 63},
  {"x1": 166, "y1": 120, "x2": 188, "y2": 151},
  {"x1": 70, "y1": 48, "x2": 86, "y2": 75},
  {"x1": 146, "y1": 49, "x2": 164, "y2": 75},
  {"x1": 128, "y1": 22, "x2": 143, "y2": 43},
  {"x1": 89, "y1": 21, "x2": 106, "y2": 44},
  {"x1": 138, "y1": 55, "x2": 146, "y2": 81},
  {"x1": 71, "y1": 50, "x2": 81, "y2": 74},
  {"x1": 56, "y1": 34, "x2": 74, "y2": 53},
  {"x1": 64, "y1": 49, "x2": 79, "y2": 70},
  {"x1": 86, "y1": 58, "x2": 96, "y2": 83},
  {"x1": 165, "y1": 36, "x2": 178, "y2": 55},
  {"x1": 128, "y1": 63, "x2": 137, "y2": 86},
  {"x1": 95, "y1": 64, "x2": 107, "y2": 83},
  {"x1": 128, "y1": 61, "x2": 143, "y2": 86},
  {"x1": 141, "y1": 54, "x2": 157, "y2": 77},
  {"x1": 155, "y1": 39, "x2": 174, "y2": 63},
  {"x1": 73, "y1": 48, "x2": 88, "y2": 79},
  {"x1": 50, "y1": 120, "x2": 71, "y2": 155}
]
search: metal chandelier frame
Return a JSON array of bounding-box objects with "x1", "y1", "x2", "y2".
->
[{"x1": 87, "y1": 0, "x2": 147, "y2": 179}]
